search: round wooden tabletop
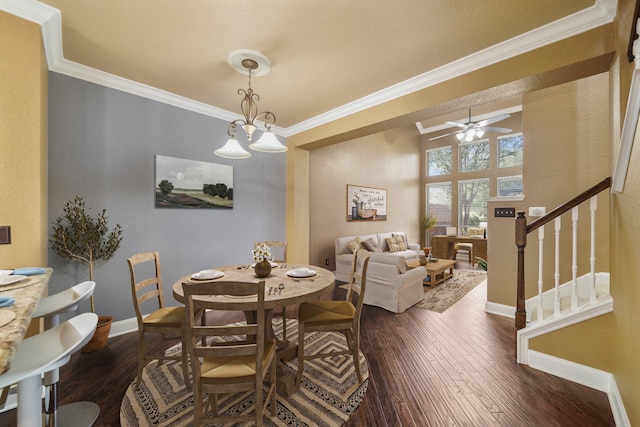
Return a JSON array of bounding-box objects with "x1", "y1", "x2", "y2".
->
[{"x1": 172, "y1": 264, "x2": 335, "y2": 311}]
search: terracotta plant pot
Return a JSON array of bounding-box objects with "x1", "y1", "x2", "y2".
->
[{"x1": 82, "y1": 315, "x2": 113, "y2": 352}]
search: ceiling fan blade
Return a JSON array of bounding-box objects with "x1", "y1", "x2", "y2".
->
[
  {"x1": 481, "y1": 126, "x2": 512, "y2": 133},
  {"x1": 476, "y1": 113, "x2": 511, "y2": 127},
  {"x1": 428, "y1": 130, "x2": 460, "y2": 141},
  {"x1": 445, "y1": 121, "x2": 468, "y2": 129}
]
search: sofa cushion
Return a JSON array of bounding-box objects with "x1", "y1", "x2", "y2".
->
[
  {"x1": 347, "y1": 237, "x2": 362, "y2": 253},
  {"x1": 361, "y1": 237, "x2": 382, "y2": 252},
  {"x1": 393, "y1": 233, "x2": 409, "y2": 248},
  {"x1": 385, "y1": 236, "x2": 407, "y2": 252}
]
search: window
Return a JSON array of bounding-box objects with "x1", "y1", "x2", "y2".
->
[
  {"x1": 497, "y1": 175, "x2": 523, "y2": 197},
  {"x1": 498, "y1": 133, "x2": 523, "y2": 168},
  {"x1": 459, "y1": 139, "x2": 489, "y2": 172},
  {"x1": 426, "y1": 182, "x2": 452, "y2": 243},
  {"x1": 426, "y1": 146, "x2": 452, "y2": 176},
  {"x1": 458, "y1": 179, "x2": 489, "y2": 236}
]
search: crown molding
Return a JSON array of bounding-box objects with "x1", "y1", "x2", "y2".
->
[{"x1": 1, "y1": 0, "x2": 616, "y2": 139}]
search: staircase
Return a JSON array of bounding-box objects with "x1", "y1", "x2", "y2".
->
[
  {"x1": 517, "y1": 271, "x2": 613, "y2": 364},
  {"x1": 514, "y1": 177, "x2": 612, "y2": 365}
]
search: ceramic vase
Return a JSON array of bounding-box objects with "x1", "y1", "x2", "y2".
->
[{"x1": 254, "y1": 260, "x2": 272, "y2": 278}]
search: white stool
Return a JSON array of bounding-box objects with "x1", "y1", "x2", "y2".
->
[
  {"x1": 0, "y1": 313, "x2": 98, "y2": 427},
  {"x1": 33, "y1": 281, "x2": 99, "y2": 427}
]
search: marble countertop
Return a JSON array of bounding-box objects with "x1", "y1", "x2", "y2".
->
[{"x1": 0, "y1": 269, "x2": 51, "y2": 375}]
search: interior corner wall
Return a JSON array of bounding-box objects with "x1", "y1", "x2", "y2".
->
[
  {"x1": 47, "y1": 73, "x2": 286, "y2": 321},
  {"x1": 486, "y1": 72, "x2": 611, "y2": 372},
  {"x1": 487, "y1": 72, "x2": 610, "y2": 308},
  {"x1": 309, "y1": 125, "x2": 421, "y2": 270},
  {"x1": 0, "y1": 12, "x2": 48, "y2": 269}
]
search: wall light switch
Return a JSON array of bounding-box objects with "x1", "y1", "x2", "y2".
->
[{"x1": 528, "y1": 207, "x2": 546, "y2": 217}]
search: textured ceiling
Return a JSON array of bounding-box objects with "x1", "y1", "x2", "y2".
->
[{"x1": 36, "y1": 0, "x2": 597, "y2": 130}]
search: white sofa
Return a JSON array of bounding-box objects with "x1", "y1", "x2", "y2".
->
[{"x1": 335, "y1": 232, "x2": 426, "y2": 313}]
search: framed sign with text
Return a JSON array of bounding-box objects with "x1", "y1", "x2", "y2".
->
[{"x1": 346, "y1": 184, "x2": 387, "y2": 221}]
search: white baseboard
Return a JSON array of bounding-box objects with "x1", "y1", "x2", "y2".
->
[
  {"x1": 485, "y1": 301, "x2": 515, "y2": 318},
  {"x1": 108, "y1": 316, "x2": 139, "y2": 337},
  {"x1": 528, "y1": 351, "x2": 630, "y2": 426}
]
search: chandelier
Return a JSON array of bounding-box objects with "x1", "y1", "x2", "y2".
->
[{"x1": 214, "y1": 50, "x2": 287, "y2": 159}]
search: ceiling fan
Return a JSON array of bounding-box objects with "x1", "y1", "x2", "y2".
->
[{"x1": 428, "y1": 107, "x2": 512, "y2": 141}]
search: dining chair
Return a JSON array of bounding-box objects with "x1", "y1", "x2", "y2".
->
[
  {"x1": 181, "y1": 280, "x2": 277, "y2": 427},
  {"x1": 255, "y1": 240, "x2": 289, "y2": 340},
  {"x1": 296, "y1": 248, "x2": 370, "y2": 388},
  {"x1": 127, "y1": 251, "x2": 190, "y2": 390}
]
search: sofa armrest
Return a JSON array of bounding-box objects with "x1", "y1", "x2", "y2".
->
[
  {"x1": 408, "y1": 243, "x2": 420, "y2": 252},
  {"x1": 368, "y1": 252, "x2": 407, "y2": 274}
]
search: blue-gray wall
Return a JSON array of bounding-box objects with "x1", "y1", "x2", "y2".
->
[{"x1": 47, "y1": 73, "x2": 287, "y2": 321}]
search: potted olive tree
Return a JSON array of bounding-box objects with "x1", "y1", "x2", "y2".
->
[
  {"x1": 50, "y1": 196, "x2": 123, "y2": 352},
  {"x1": 420, "y1": 212, "x2": 437, "y2": 256}
]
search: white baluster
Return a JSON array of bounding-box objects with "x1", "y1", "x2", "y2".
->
[
  {"x1": 571, "y1": 207, "x2": 579, "y2": 310},
  {"x1": 590, "y1": 196, "x2": 597, "y2": 303},
  {"x1": 554, "y1": 217, "x2": 561, "y2": 316},
  {"x1": 537, "y1": 225, "x2": 545, "y2": 322}
]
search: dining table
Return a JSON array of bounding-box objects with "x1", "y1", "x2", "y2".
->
[{"x1": 172, "y1": 263, "x2": 335, "y2": 396}]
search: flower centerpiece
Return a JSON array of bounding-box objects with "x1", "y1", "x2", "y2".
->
[{"x1": 252, "y1": 243, "x2": 273, "y2": 278}]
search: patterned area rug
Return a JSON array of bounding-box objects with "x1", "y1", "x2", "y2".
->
[
  {"x1": 415, "y1": 269, "x2": 487, "y2": 313},
  {"x1": 120, "y1": 319, "x2": 368, "y2": 426}
]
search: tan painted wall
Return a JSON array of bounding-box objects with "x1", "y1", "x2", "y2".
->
[
  {"x1": 308, "y1": 125, "x2": 421, "y2": 270},
  {"x1": 487, "y1": 73, "x2": 611, "y2": 307},
  {"x1": 0, "y1": 12, "x2": 48, "y2": 269},
  {"x1": 611, "y1": 0, "x2": 640, "y2": 421}
]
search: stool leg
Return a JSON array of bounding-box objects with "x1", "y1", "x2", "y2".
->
[{"x1": 17, "y1": 375, "x2": 41, "y2": 427}]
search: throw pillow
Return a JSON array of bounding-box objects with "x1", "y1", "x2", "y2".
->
[
  {"x1": 392, "y1": 233, "x2": 409, "y2": 250},
  {"x1": 385, "y1": 237, "x2": 401, "y2": 252},
  {"x1": 347, "y1": 237, "x2": 362, "y2": 254},
  {"x1": 361, "y1": 237, "x2": 382, "y2": 252},
  {"x1": 386, "y1": 236, "x2": 407, "y2": 252}
]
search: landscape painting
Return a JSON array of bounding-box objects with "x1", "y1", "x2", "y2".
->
[{"x1": 155, "y1": 155, "x2": 233, "y2": 209}]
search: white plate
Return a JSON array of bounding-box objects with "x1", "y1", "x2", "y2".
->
[
  {"x1": 191, "y1": 270, "x2": 224, "y2": 281},
  {"x1": 287, "y1": 269, "x2": 316, "y2": 278},
  {"x1": 0, "y1": 275, "x2": 27, "y2": 286},
  {"x1": 250, "y1": 262, "x2": 278, "y2": 268}
]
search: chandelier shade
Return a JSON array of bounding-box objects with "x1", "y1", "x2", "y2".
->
[
  {"x1": 214, "y1": 50, "x2": 287, "y2": 159},
  {"x1": 214, "y1": 138, "x2": 251, "y2": 159}
]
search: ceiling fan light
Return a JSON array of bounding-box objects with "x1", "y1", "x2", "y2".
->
[
  {"x1": 476, "y1": 130, "x2": 485, "y2": 138},
  {"x1": 249, "y1": 131, "x2": 288, "y2": 153},
  {"x1": 456, "y1": 132, "x2": 464, "y2": 141},
  {"x1": 465, "y1": 131, "x2": 474, "y2": 142},
  {"x1": 214, "y1": 138, "x2": 251, "y2": 159}
]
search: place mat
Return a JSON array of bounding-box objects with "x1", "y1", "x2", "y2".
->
[
  {"x1": 0, "y1": 275, "x2": 45, "y2": 292},
  {"x1": 120, "y1": 319, "x2": 368, "y2": 426},
  {"x1": 0, "y1": 310, "x2": 17, "y2": 328}
]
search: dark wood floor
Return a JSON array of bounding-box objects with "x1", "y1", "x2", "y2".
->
[{"x1": 0, "y1": 260, "x2": 615, "y2": 426}]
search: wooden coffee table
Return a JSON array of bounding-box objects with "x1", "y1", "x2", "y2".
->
[{"x1": 406, "y1": 258, "x2": 456, "y2": 287}]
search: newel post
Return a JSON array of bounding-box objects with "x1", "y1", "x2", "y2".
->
[{"x1": 515, "y1": 211, "x2": 527, "y2": 330}]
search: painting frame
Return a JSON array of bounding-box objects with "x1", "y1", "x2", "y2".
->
[
  {"x1": 154, "y1": 154, "x2": 234, "y2": 209},
  {"x1": 347, "y1": 184, "x2": 387, "y2": 221}
]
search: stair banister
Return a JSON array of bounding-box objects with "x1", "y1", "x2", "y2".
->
[{"x1": 515, "y1": 177, "x2": 611, "y2": 330}]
